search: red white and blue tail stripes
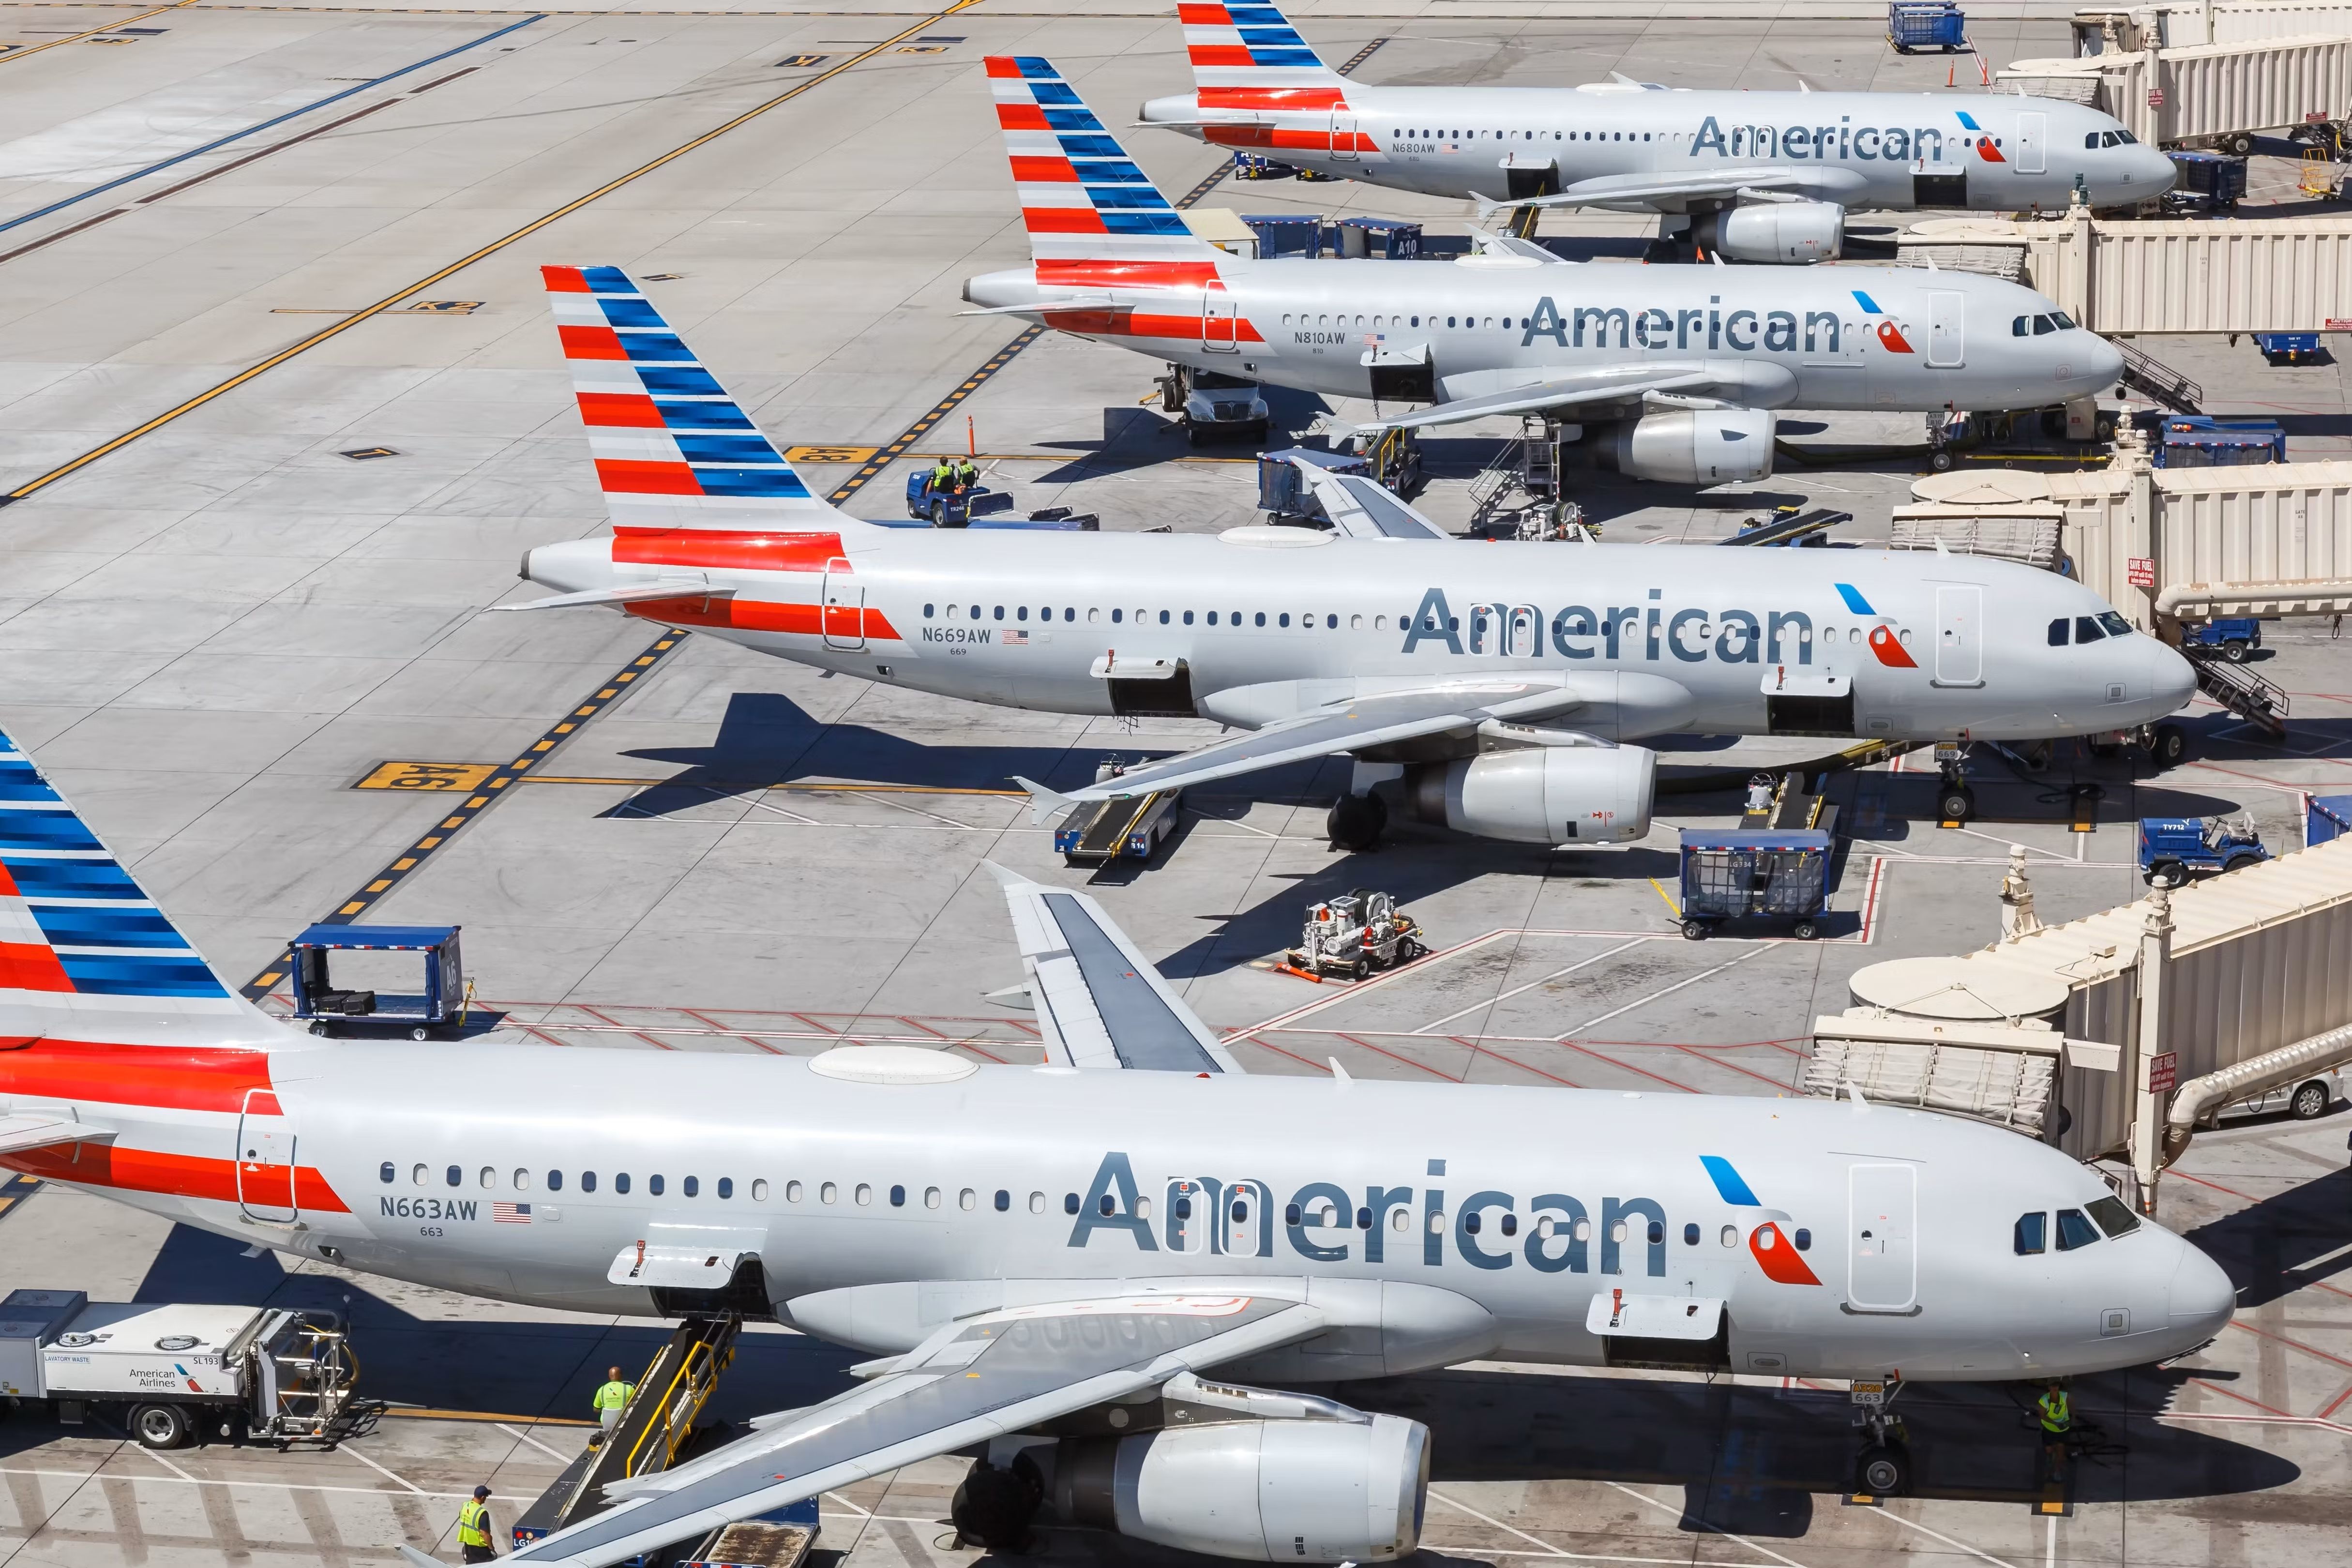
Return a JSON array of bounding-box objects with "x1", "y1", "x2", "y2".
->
[
  {"x1": 0, "y1": 732, "x2": 238, "y2": 1015},
  {"x1": 988, "y1": 58, "x2": 1219, "y2": 267},
  {"x1": 543, "y1": 266, "x2": 846, "y2": 534},
  {"x1": 1180, "y1": 0, "x2": 1346, "y2": 111}
]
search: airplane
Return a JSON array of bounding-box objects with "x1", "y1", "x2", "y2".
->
[
  {"x1": 962, "y1": 57, "x2": 2127, "y2": 450},
  {"x1": 1135, "y1": 0, "x2": 2179, "y2": 260},
  {"x1": 508, "y1": 260, "x2": 2187, "y2": 851},
  {"x1": 0, "y1": 724, "x2": 2237, "y2": 1567}
]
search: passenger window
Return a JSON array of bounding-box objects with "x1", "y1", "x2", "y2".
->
[
  {"x1": 993, "y1": 605, "x2": 1004, "y2": 620},
  {"x1": 750, "y1": 1179, "x2": 767, "y2": 1201},
  {"x1": 1017, "y1": 606, "x2": 1028, "y2": 622},
  {"x1": 2076, "y1": 616, "x2": 2108, "y2": 643},
  {"x1": 379, "y1": 1162, "x2": 394, "y2": 1183},
  {"x1": 1254, "y1": 612, "x2": 1266, "y2": 627},
  {"x1": 890, "y1": 1184, "x2": 906, "y2": 1207},
  {"x1": 1279, "y1": 613, "x2": 1291, "y2": 627},
  {"x1": 995, "y1": 1189, "x2": 1010, "y2": 1211},
  {"x1": 480, "y1": 1167, "x2": 496, "y2": 1189},
  {"x1": 1206, "y1": 612, "x2": 1217, "y2": 626},
  {"x1": 683, "y1": 1176, "x2": 697, "y2": 1197},
  {"x1": 446, "y1": 1165, "x2": 461, "y2": 1188},
  {"x1": 614, "y1": 1173, "x2": 630, "y2": 1195},
  {"x1": 413, "y1": 1163, "x2": 427, "y2": 1186},
  {"x1": 923, "y1": 603, "x2": 934, "y2": 618},
  {"x1": 2087, "y1": 1195, "x2": 2141, "y2": 1236},
  {"x1": 548, "y1": 1170, "x2": 564, "y2": 1191},
  {"x1": 1794, "y1": 1228, "x2": 1811, "y2": 1250},
  {"x1": 821, "y1": 1181, "x2": 838, "y2": 1204},
  {"x1": 582, "y1": 1172, "x2": 598, "y2": 1193},
  {"x1": 647, "y1": 1175, "x2": 663, "y2": 1196},
  {"x1": 513, "y1": 1169, "x2": 530, "y2": 1191},
  {"x1": 714, "y1": 1176, "x2": 729, "y2": 1198},
  {"x1": 2057, "y1": 1208, "x2": 2101, "y2": 1250},
  {"x1": 2098, "y1": 611, "x2": 2132, "y2": 636},
  {"x1": 1684, "y1": 1223, "x2": 1700, "y2": 1245},
  {"x1": 1065, "y1": 608, "x2": 1076, "y2": 622},
  {"x1": 1720, "y1": 1224, "x2": 1737, "y2": 1247},
  {"x1": 1159, "y1": 610, "x2": 1170, "y2": 624},
  {"x1": 1182, "y1": 610, "x2": 1194, "y2": 625},
  {"x1": 1110, "y1": 609, "x2": 1122, "y2": 623},
  {"x1": 855, "y1": 1183, "x2": 872, "y2": 1205},
  {"x1": 2049, "y1": 618, "x2": 2069, "y2": 646},
  {"x1": 1326, "y1": 615, "x2": 1338, "y2": 629},
  {"x1": 2014, "y1": 1212, "x2": 2046, "y2": 1254},
  {"x1": 1028, "y1": 1191, "x2": 1044, "y2": 1214}
]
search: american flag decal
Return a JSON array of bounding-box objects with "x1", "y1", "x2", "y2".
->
[
  {"x1": 1001, "y1": 629, "x2": 1030, "y2": 646},
  {"x1": 493, "y1": 1202, "x2": 532, "y2": 1223}
]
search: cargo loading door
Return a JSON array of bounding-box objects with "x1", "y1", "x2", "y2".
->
[
  {"x1": 1329, "y1": 109, "x2": 1360, "y2": 160},
  {"x1": 1927, "y1": 290, "x2": 1964, "y2": 368},
  {"x1": 1934, "y1": 584, "x2": 1983, "y2": 686},
  {"x1": 821, "y1": 558, "x2": 865, "y2": 650},
  {"x1": 1202, "y1": 293, "x2": 1241, "y2": 353},
  {"x1": 2017, "y1": 112, "x2": 2047, "y2": 173},
  {"x1": 235, "y1": 1088, "x2": 298, "y2": 1223},
  {"x1": 1912, "y1": 160, "x2": 1966, "y2": 207},
  {"x1": 1846, "y1": 1163, "x2": 1917, "y2": 1313}
]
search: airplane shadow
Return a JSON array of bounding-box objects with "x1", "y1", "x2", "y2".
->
[{"x1": 2180, "y1": 1160, "x2": 2352, "y2": 1310}]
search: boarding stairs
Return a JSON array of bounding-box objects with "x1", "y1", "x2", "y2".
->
[
  {"x1": 2114, "y1": 341, "x2": 2204, "y2": 414},
  {"x1": 2186, "y1": 646, "x2": 2289, "y2": 738},
  {"x1": 1466, "y1": 417, "x2": 1593, "y2": 538},
  {"x1": 513, "y1": 1315, "x2": 741, "y2": 1545}
]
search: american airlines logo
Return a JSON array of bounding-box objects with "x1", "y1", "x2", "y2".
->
[
  {"x1": 1519, "y1": 295, "x2": 1851, "y2": 354},
  {"x1": 1395, "y1": 586, "x2": 1915, "y2": 668},
  {"x1": 1687, "y1": 114, "x2": 1954, "y2": 164}
]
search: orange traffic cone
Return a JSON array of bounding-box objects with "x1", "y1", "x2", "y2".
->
[{"x1": 1946, "y1": 60, "x2": 1955, "y2": 86}]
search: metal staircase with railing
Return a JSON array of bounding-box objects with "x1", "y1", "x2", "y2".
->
[
  {"x1": 2114, "y1": 340, "x2": 2203, "y2": 413},
  {"x1": 2186, "y1": 647, "x2": 2289, "y2": 737}
]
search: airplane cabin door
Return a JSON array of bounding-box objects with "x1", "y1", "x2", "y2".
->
[
  {"x1": 1933, "y1": 584, "x2": 1984, "y2": 686},
  {"x1": 1329, "y1": 109, "x2": 1360, "y2": 160},
  {"x1": 1166, "y1": 1178, "x2": 1218, "y2": 1253},
  {"x1": 1202, "y1": 294, "x2": 1240, "y2": 353},
  {"x1": 1926, "y1": 290, "x2": 1965, "y2": 368},
  {"x1": 1221, "y1": 1179, "x2": 1271, "y2": 1257},
  {"x1": 821, "y1": 558, "x2": 866, "y2": 650},
  {"x1": 2017, "y1": 112, "x2": 2047, "y2": 173},
  {"x1": 1846, "y1": 1163, "x2": 1917, "y2": 1312},
  {"x1": 235, "y1": 1088, "x2": 299, "y2": 1223}
]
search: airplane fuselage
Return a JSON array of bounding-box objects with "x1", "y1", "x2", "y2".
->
[
  {"x1": 523, "y1": 530, "x2": 2193, "y2": 745},
  {"x1": 1140, "y1": 86, "x2": 2178, "y2": 212},
  {"x1": 2, "y1": 1040, "x2": 2234, "y2": 1383},
  {"x1": 963, "y1": 256, "x2": 2123, "y2": 413}
]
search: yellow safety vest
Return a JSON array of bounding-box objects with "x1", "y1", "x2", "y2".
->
[
  {"x1": 2038, "y1": 1389, "x2": 2071, "y2": 1433},
  {"x1": 458, "y1": 1499, "x2": 491, "y2": 1548},
  {"x1": 593, "y1": 1379, "x2": 633, "y2": 1413}
]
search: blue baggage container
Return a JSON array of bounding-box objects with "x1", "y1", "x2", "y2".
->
[
  {"x1": 2155, "y1": 416, "x2": 2285, "y2": 467},
  {"x1": 2254, "y1": 331, "x2": 2322, "y2": 365},
  {"x1": 1332, "y1": 217, "x2": 1423, "y2": 258},
  {"x1": 1888, "y1": 0, "x2": 1965, "y2": 51},
  {"x1": 1243, "y1": 214, "x2": 1322, "y2": 258},
  {"x1": 2308, "y1": 795, "x2": 2352, "y2": 847},
  {"x1": 1257, "y1": 446, "x2": 1366, "y2": 516},
  {"x1": 1676, "y1": 829, "x2": 1832, "y2": 939}
]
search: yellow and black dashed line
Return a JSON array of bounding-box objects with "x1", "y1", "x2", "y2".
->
[
  {"x1": 240, "y1": 631, "x2": 687, "y2": 998},
  {"x1": 0, "y1": 1173, "x2": 41, "y2": 1221},
  {"x1": 1335, "y1": 36, "x2": 1389, "y2": 75}
]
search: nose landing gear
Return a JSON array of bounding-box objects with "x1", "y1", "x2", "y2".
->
[{"x1": 1849, "y1": 1377, "x2": 1910, "y2": 1499}]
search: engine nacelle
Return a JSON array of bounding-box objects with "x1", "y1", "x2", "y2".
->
[
  {"x1": 1690, "y1": 200, "x2": 1844, "y2": 263},
  {"x1": 1404, "y1": 745, "x2": 1655, "y2": 845},
  {"x1": 1055, "y1": 1415, "x2": 1430, "y2": 1564},
  {"x1": 1606, "y1": 408, "x2": 1775, "y2": 485}
]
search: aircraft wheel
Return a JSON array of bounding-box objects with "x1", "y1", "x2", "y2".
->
[
  {"x1": 130, "y1": 1403, "x2": 194, "y2": 1451},
  {"x1": 950, "y1": 1461, "x2": 1040, "y2": 1551},
  {"x1": 1857, "y1": 1443, "x2": 1907, "y2": 1497},
  {"x1": 2150, "y1": 724, "x2": 2188, "y2": 769},
  {"x1": 1327, "y1": 792, "x2": 1387, "y2": 852},
  {"x1": 1937, "y1": 785, "x2": 1974, "y2": 822}
]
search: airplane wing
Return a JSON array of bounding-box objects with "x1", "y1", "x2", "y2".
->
[
  {"x1": 0, "y1": 1113, "x2": 112, "y2": 1157},
  {"x1": 1336, "y1": 367, "x2": 1719, "y2": 438},
  {"x1": 1497, "y1": 166, "x2": 1867, "y2": 212},
  {"x1": 1292, "y1": 462, "x2": 1451, "y2": 541},
  {"x1": 483, "y1": 1294, "x2": 1325, "y2": 1568},
  {"x1": 1010, "y1": 678, "x2": 1586, "y2": 816},
  {"x1": 986, "y1": 863, "x2": 1244, "y2": 1074}
]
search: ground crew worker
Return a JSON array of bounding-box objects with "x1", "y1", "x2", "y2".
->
[
  {"x1": 458, "y1": 1485, "x2": 498, "y2": 1562},
  {"x1": 952, "y1": 456, "x2": 980, "y2": 491},
  {"x1": 2036, "y1": 1380, "x2": 2072, "y2": 1479},
  {"x1": 592, "y1": 1365, "x2": 633, "y2": 1445},
  {"x1": 929, "y1": 457, "x2": 957, "y2": 497}
]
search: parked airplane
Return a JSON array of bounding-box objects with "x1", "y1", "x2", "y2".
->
[
  {"x1": 509, "y1": 261, "x2": 2186, "y2": 850},
  {"x1": 1137, "y1": 0, "x2": 2178, "y2": 259},
  {"x1": 0, "y1": 730, "x2": 2236, "y2": 1566},
  {"x1": 964, "y1": 57, "x2": 2125, "y2": 448}
]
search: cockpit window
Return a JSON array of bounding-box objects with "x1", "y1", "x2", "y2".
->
[
  {"x1": 2048, "y1": 618, "x2": 2068, "y2": 647},
  {"x1": 2087, "y1": 1195, "x2": 2141, "y2": 1237},
  {"x1": 2057, "y1": 1208, "x2": 2102, "y2": 1250},
  {"x1": 2033, "y1": 315, "x2": 2058, "y2": 335},
  {"x1": 2076, "y1": 615, "x2": 2108, "y2": 643},
  {"x1": 2051, "y1": 311, "x2": 2078, "y2": 330},
  {"x1": 2118, "y1": 130, "x2": 2138, "y2": 144},
  {"x1": 2097, "y1": 611, "x2": 2132, "y2": 636},
  {"x1": 2014, "y1": 1212, "x2": 2047, "y2": 1254}
]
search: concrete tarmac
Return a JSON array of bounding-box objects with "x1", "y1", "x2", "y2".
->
[{"x1": 2, "y1": 4, "x2": 2350, "y2": 1565}]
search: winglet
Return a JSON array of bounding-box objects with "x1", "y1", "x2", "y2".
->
[{"x1": 1008, "y1": 777, "x2": 1081, "y2": 826}]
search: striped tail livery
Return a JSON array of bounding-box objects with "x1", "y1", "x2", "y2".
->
[{"x1": 1180, "y1": 0, "x2": 1347, "y2": 112}]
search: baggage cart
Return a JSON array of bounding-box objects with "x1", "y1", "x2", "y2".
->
[
  {"x1": 2253, "y1": 331, "x2": 2322, "y2": 364},
  {"x1": 290, "y1": 924, "x2": 464, "y2": 1040},
  {"x1": 0, "y1": 1290, "x2": 357, "y2": 1449},
  {"x1": 1258, "y1": 447, "x2": 1367, "y2": 519},
  {"x1": 1332, "y1": 217, "x2": 1423, "y2": 258},
  {"x1": 1889, "y1": 0, "x2": 1968, "y2": 51},
  {"x1": 1677, "y1": 829, "x2": 1832, "y2": 939},
  {"x1": 2154, "y1": 416, "x2": 2285, "y2": 467},
  {"x1": 1241, "y1": 214, "x2": 1322, "y2": 257}
]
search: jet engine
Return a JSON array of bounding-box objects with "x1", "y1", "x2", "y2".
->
[
  {"x1": 1053, "y1": 1414, "x2": 1430, "y2": 1564},
  {"x1": 1689, "y1": 200, "x2": 1844, "y2": 263},
  {"x1": 1605, "y1": 408, "x2": 1775, "y2": 485},
  {"x1": 1403, "y1": 745, "x2": 1655, "y2": 845}
]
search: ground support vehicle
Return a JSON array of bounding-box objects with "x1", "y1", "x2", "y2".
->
[
  {"x1": 2183, "y1": 616, "x2": 2262, "y2": 661},
  {"x1": 2253, "y1": 332, "x2": 2322, "y2": 364},
  {"x1": 2163, "y1": 150, "x2": 2247, "y2": 210},
  {"x1": 1286, "y1": 890, "x2": 1426, "y2": 980},
  {"x1": 2154, "y1": 416, "x2": 2284, "y2": 467},
  {"x1": 2138, "y1": 813, "x2": 2269, "y2": 883},
  {"x1": 1178, "y1": 366, "x2": 1270, "y2": 446},
  {"x1": 1056, "y1": 766, "x2": 1182, "y2": 866},
  {"x1": 0, "y1": 1291, "x2": 357, "y2": 1449},
  {"x1": 1677, "y1": 829, "x2": 1832, "y2": 939},
  {"x1": 291, "y1": 923, "x2": 465, "y2": 1040}
]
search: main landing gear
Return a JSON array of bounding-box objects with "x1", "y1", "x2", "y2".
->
[
  {"x1": 1850, "y1": 1377, "x2": 1910, "y2": 1498},
  {"x1": 1327, "y1": 791, "x2": 1387, "y2": 853}
]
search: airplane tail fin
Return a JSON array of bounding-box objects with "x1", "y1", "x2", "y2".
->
[
  {"x1": 986, "y1": 57, "x2": 1222, "y2": 272},
  {"x1": 1179, "y1": 0, "x2": 1348, "y2": 112},
  {"x1": 543, "y1": 265, "x2": 876, "y2": 537},
  {"x1": 0, "y1": 728, "x2": 285, "y2": 1049}
]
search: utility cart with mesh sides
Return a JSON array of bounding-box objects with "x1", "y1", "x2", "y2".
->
[
  {"x1": 1677, "y1": 829, "x2": 1832, "y2": 939},
  {"x1": 289, "y1": 924, "x2": 464, "y2": 1039}
]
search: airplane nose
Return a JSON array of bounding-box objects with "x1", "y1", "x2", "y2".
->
[
  {"x1": 2167, "y1": 1241, "x2": 2236, "y2": 1344},
  {"x1": 2132, "y1": 147, "x2": 2180, "y2": 199},
  {"x1": 2149, "y1": 638, "x2": 2197, "y2": 714},
  {"x1": 2083, "y1": 333, "x2": 2126, "y2": 392}
]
